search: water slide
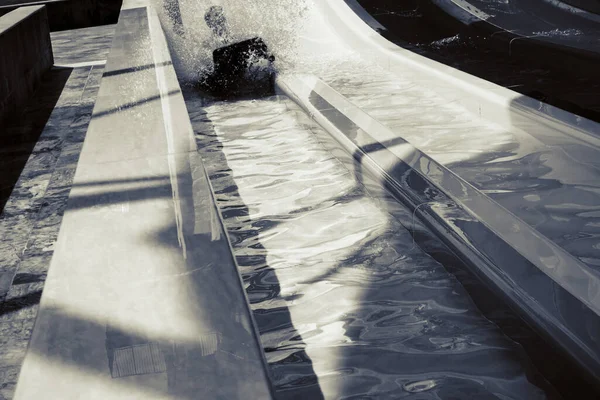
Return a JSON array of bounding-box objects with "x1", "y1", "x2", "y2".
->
[{"x1": 11, "y1": 0, "x2": 600, "y2": 398}]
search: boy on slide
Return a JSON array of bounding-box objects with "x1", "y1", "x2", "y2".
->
[{"x1": 201, "y1": 6, "x2": 276, "y2": 97}]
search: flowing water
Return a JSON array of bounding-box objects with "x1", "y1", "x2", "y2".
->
[
  {"x1": 159, "y1": 0, "x2": 562, "y2": 397},
  {"x1": 183, "y1": 90, "x2": 554, "y2": 399}
]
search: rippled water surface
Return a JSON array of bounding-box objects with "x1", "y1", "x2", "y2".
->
[
  {"x1": 183, "y1": 89, "x2": 554, "y2": 399},
  {"x1": 318, "y1": 62, "x2": 600, "y2": 272},
  {"x1": 156, "y1": 0, "x2": 591, "y2": 396}
]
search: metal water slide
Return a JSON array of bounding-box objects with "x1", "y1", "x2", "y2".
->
[{"x1": 276, "y1": 0, "x2": 600, "y2": 386}]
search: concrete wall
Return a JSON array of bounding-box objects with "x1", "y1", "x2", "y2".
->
[
  {"x1": 0, "y1": 0, "x2": 122, "y2": 32},
  {"x1": 0, "y1": 5, "x2": 53, "y2": 127}
]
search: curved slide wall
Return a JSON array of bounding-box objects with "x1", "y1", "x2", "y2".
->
[
  {"x1": 279, "y1": 0, "x2": 600, "y2": 386},
  {"x1": 316, "y1": 0, "x2": 600, "y2": 142}
]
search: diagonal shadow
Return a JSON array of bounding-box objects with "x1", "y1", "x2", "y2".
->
[
  {"x1": 8, "y1": 93, "x2": 274, "y2": 398},
  {"x1": 71, "y1": 176, "x2": 170, "y2": 187},
  {"x1": 0, "y1": 290, "x2": 43, "y2": 317},
  {"x1": 102, "y1": 61, "x2": 173, "y2": 78},
  {"x1": 91, "y1": 89, "x2": 180, "y2": 119},
  {"x1": 20, "y1": 305, "x2": 248, "y2": 399},
  {"x1": 0, "y1": 66, "x2": 73, "y2": 213},
  {"x1": 66, "y1": 182, "x2": 172, "y2": 210},
  {"x1": 186, "y1": 88, "x2": 555, "y2": 398}
]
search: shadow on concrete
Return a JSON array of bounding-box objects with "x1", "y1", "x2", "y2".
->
[
  {"x1": 69, "y1": 176, "x2": 168, "y2": 187},
  {"x1": 25, "y1": 306, "x2": 263, "y2": 398},
  {"x1": 91, "y1": 89, "x2": 180, "y2": 119},
  {"x1": 0, "y1": 66, "x2": 73, "y2": 213},
  {"x1": 66, "y1": 183, "x2": 172, "y2": 210},
  {"x1": 0, "y1": 289, "x2": 43, "y2": 317},
  {"x1": 102, "y1": 61, "x2": 173, "y2": 78},
  {"x1": 13, "y1": 87, "x2": 306, "y2": 398},
  {"x1": 18, "y1": 172, "x2": 272, "y2": 398}
]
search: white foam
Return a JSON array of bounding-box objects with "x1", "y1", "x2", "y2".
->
[{"x1": 153, "y1": 0, "x2": 356, "y2": 82}]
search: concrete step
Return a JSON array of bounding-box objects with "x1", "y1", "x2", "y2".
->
[{"x1": 0, "y1": 25, "x2": 113, "y2": 400}]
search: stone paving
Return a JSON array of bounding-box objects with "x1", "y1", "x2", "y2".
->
[{"x1": 0, "y1": 24, "x2": 115, "y2": 400}]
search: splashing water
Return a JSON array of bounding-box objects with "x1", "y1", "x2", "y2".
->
[{"x1": 154, "y1": 0, "x2": 352, "y2": 82}]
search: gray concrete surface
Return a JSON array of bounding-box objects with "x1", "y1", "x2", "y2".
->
[
  {"x1": 0, "y1": 23, "x2": 115, "y2": 400},
  {"x1": 0, "y1": 5, "x2": 53, "y2": 127}
]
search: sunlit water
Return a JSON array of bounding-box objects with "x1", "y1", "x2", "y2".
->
[{"x1": 162, "y1": 0, "x2": 561, "y2": 397}]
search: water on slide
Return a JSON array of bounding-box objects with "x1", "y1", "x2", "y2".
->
[{"x1": 156, "y1": 0, "x2": 558, "y2": 398}]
